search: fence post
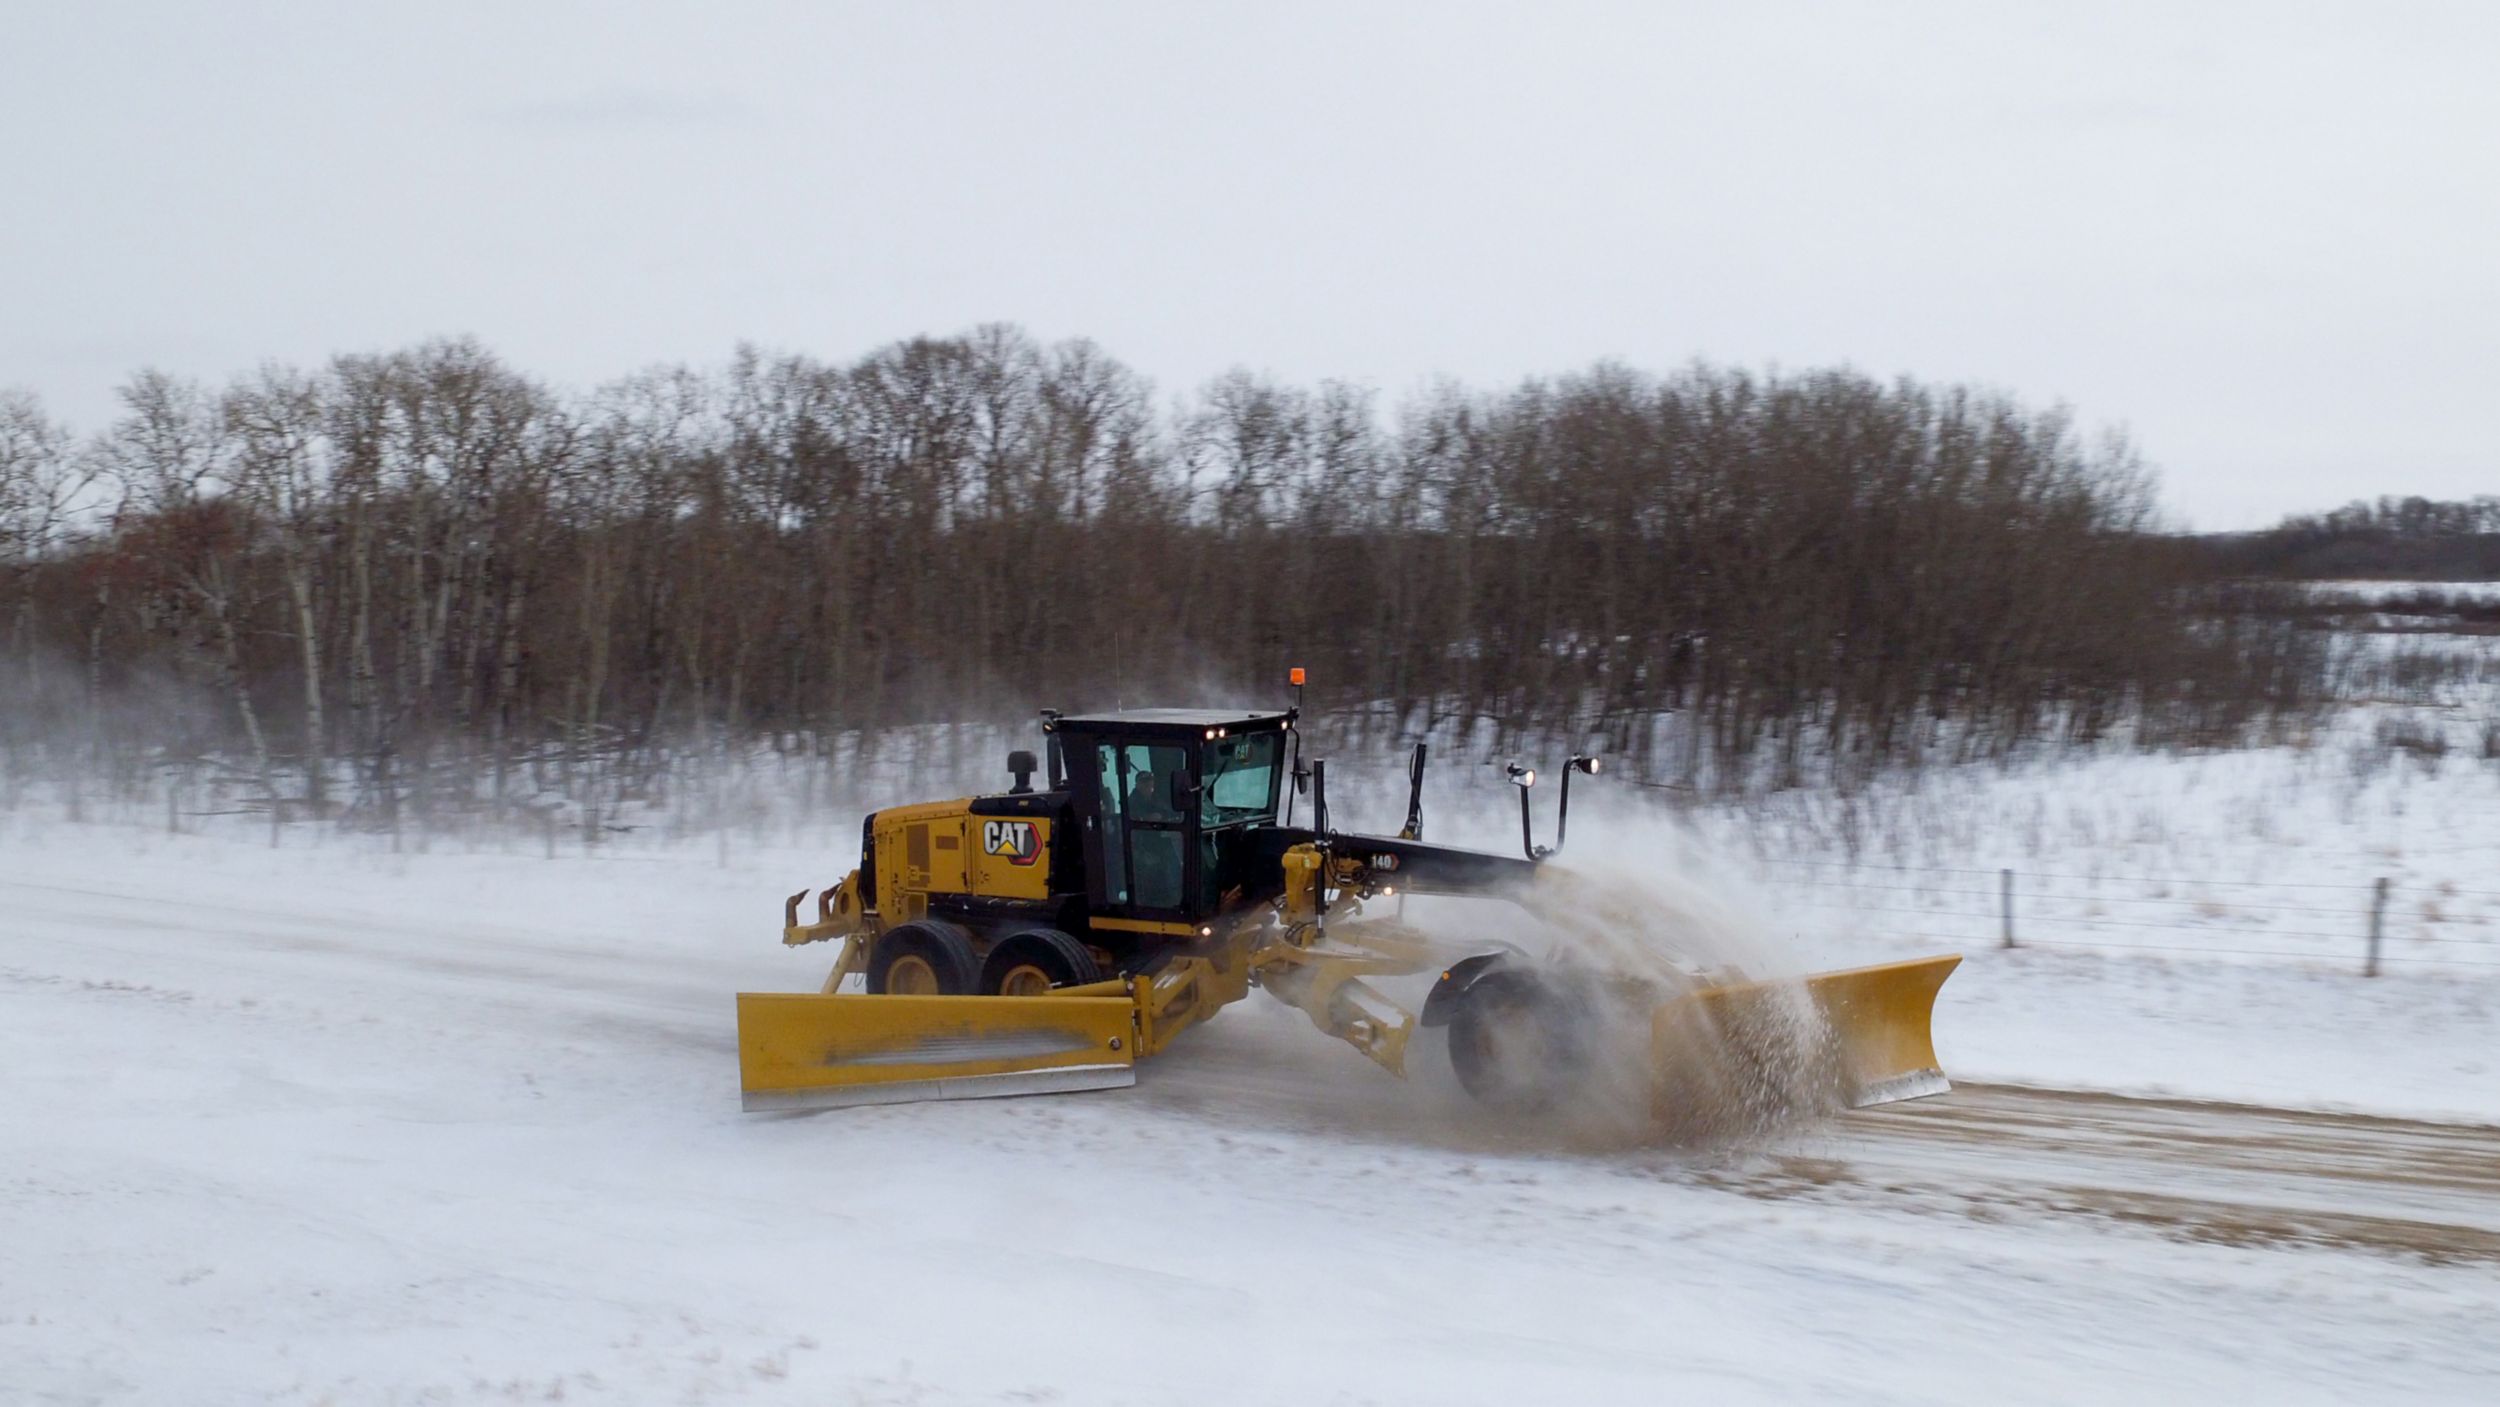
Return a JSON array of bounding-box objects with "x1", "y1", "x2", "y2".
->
[
  {"x1": 2001, "y1": 868, "x2": 2015, "y2": 949},
  {"x1": 2367, "y1": 876, "x2": 2389, "y2": 976}
]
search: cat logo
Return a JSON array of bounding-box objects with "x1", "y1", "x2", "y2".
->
[{"x1": 982, "y1": 819, "x2": 1042, "y2": 866}]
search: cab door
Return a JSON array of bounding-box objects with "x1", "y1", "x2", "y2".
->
[{"x1": 1071, "y1": 735, "x2": 1199, "y2": 924}]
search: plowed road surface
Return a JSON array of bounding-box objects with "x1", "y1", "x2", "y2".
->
[
  {"x1": 1134, "y1": 1005, "x2": 2500, "y2": 1265},
  {"x1": 1736, "y1": 1083, "x2": 2500, "y2": 1265}
]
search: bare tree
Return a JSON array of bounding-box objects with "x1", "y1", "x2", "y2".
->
[
  {"x1": 0, "y1": 390, "x2": 91, "y2": 705},
  {"x1": 92, "y1": 371, "x2": 279, "y2": 801},
  {"x1": 225, "y1": 365, "x2": 336, "y2": 809}
]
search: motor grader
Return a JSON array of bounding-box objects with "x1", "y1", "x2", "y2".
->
[{"x1": 736, "y1": 696, "x2": 1960, "y2": 1120}]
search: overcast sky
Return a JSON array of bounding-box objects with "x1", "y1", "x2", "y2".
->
[{"x1": 4, "y1": 2, "x2": 2493, "y2": 529}]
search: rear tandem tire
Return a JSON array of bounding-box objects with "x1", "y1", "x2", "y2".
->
[
  {"x1": 867, "y1": 920, "x2": 979, "y2": 995},
  {"x1": 979, "y1": 928, "x2": 1104, "y2": 996},
  {"x1": 1445, "y1": 970, "x2": 1592, "y2": 1110}
]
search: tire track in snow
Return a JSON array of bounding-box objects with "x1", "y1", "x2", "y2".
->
[
  {"x1": 1726, "y1": 1082, "x2": 2500, "y2": 1265},
  {"x1": 0, "y1": 880, "x2": 737, "y2": 1054}
]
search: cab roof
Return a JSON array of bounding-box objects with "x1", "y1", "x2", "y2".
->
[{"x1": 1050, "y1": 708, "x2": 1291, "y2": 733}]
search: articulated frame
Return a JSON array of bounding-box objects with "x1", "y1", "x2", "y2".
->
[
  {"x1": 775, "y1": 841, "x2": 1500, "y2": 1077},
  {"x1": 745, "y1": 839, "x2": 1959, "y2": 1114}
]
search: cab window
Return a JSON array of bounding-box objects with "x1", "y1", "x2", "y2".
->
[{"x1": 1200, "y1": 732, "x2": 1281, "y2": 827}]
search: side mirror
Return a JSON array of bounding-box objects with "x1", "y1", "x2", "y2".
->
[{"x1": 1169, "y1": 771, "x2": 1195, "y2": 814}]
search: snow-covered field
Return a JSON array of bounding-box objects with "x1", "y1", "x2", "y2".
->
[
  {"x1": 9, "y1": 687, "x2": 2500, "y2": 1407},
  {"x1": 1695, "y1": 686, "x2": 2500, "y2": 1120},
  {"x1": 8, "y1": 634, "x2": 2500, "y2": 1404}
]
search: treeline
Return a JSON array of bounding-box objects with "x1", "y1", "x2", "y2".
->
[
  {"x1": 0, "y1": 328, "x2": 2319, "y2": 821},
  {"x1": 2208, "y1": 495, "x2": 2500, "y2": 580}
]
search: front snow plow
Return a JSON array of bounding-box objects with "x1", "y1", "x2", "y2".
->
[
  {"x1": 1660, "y1": 955, "x2": 1963, "y2": 1110},
  {"x1": 734, "y1": 702, "x2": 1964, "y2": 1129},
  {"x1": 1798, "y1": 954, "x2": 1962, "y2": 1105}
]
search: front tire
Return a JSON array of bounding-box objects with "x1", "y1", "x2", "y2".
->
[{"x1": 1445, "y1": 970, "x2": 1592, "y2": 1109}]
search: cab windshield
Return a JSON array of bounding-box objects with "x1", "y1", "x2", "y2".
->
[{"x1": 1199, "y1": 732, "x2": 1282, "y2": 827}]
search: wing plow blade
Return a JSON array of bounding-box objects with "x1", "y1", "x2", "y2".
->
[{"x1": 736, "y1": 993, "x2": 1137, "y2": 1112}]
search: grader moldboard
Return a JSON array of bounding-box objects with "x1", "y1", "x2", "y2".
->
[{"x1": 736, "y1": 692, "x2": 1961, "y2": 1123}]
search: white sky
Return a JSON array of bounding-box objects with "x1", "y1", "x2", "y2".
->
[{"x1": 4, "y1": 1, "x2": 2494, "y2": 529}]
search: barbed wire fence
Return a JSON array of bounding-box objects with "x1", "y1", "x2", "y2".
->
[{"x1": 1754, "y1": 858, "x2": 2500, "y2": 973}]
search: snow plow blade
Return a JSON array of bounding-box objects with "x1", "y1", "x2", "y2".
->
[
  {"x1": 1663, "y1": 954, "x2": 1962, "y2": 1109},
  {"x1": 736, "y1": 993, "x2": 1138, "y2": 1112}
]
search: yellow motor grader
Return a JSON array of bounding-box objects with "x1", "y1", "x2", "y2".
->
[{"x1": 736, "y1": 698, "x2": 1959, "y2": 1119}]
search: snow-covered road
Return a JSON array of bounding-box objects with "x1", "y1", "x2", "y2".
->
[{"x1": 6, "y1": 818, "x2": 2498, "y2": 1405}]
